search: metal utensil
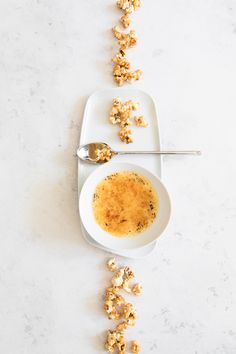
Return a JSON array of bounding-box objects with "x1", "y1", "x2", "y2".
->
[{"x1": 77, "y1": 142, "x2": 201, "y2": 164}]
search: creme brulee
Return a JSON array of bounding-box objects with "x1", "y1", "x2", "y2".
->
[{"x1": 92, "y1": 171, "x2": 158, "y2": 237}]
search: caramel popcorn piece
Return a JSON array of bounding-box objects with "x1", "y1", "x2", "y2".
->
[
  {"x1": 109, "y1": 97, "x2": 134, "y2": 126},
  {"x1": 112, "y1": 50, "x2": 131, "y2": 69},
  {"x1": 119, "y1": 126, "x2": 133, "y2": 144},
  {"x1": 131, "y1": 340, "x2": 141, "y2": 353},
  {"x1": 121, "y1": 266, "x2": 135, "y2": 292},
  {"x1": 112, "y1": 268, "x2": 125, "y2": 287},
  {"x1": 126, "y1": 69, "x2": 142, "y2": 83},
  {"x1": 132, "y1": 283, "x2": 142, "y2": 296},
  {"x1": 120, "y1": 13, "x2": 131, "y2": 28},
  {"x1": 107, "y1": 258, "x2": 117, "y2": 272},
  {"x1": 124, "y1": 266, "x2": 135, "y2": 280},
  {"x1": 133, "y1": 0, "x2": 141, "y2": 11},
  {"x1": 105, "y1": 330, "x2": 126, "y2": 354},
  {"x1": 104, "y1": 300, "x2": 114, "y2": 315},
  {"x1": 109, "y1": 307, "x2": 121, "y2": 320},
  {"x1": 123, "y1": 303, "x2": 137, "y2": 325},
  {"x1": 134, "y1": 115, "x2": 148, "y2": 127},
  {"x1": 105, "y1": 287, "x2": 119, "y2": 301},
  {"x1": 117, "y1": 0, "x2": 141, "y2": 14},
  {"x1": 116, "y1": 321, "x2": 129, "y2": 332},
  {"x1": 113, "y1": 26, "x2": 138, "y2": 49},
  {"x1": 120, "y1": 117, "x2": 133, "y2": 127},
  {"x1": 95, "y1": 147, "x2": 112, "y2": 162},
  {"x1": 122, "y1": 278, "x2": 132, "y2": 293},
  {"x1": 117, "y1": 0, "x2": 134, "y2": 14},
  {"x1": 114, "y1": 294, "x2": 125, "y2": 306}
]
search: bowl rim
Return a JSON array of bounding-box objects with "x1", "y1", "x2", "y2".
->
[{"x1": 79, "y1": 162, "x2": 171, "y2": 251}]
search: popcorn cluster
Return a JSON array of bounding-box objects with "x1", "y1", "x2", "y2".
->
[
  {"x1": 113, "y1": 26, "x2": 138, "y2": 50},
  {"x1": 95, "y1": 147, "x2": 113, "y2": 162},
  {"x1": 117, "y1": 0, "x2": 141, "y2": 28},
  {"x1": 104, "y1": 258, "x2": 142, "y2": 353},
  {"x1": 109, "y1": 97, "x2": 148, "y2": 144},
  {"x1": 112, "y1": 50, "x2": 142, "y2": 86},
  {"x1": 112, "y1": 0, "x2": 142, "y2": 85}
]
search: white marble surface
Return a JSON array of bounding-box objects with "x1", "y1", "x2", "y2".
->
[{"x1": 0, "y1": 0, "x2": 236, "y2": 353}]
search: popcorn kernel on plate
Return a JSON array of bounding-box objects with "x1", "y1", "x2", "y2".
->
[{"x1": 131, "y1": 340, "x2": 141, "y2": 353}]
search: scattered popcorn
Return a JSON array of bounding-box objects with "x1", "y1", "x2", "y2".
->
[
  {"x1": 112, "y1": 50, "x2": 131, "y2": 70},
  {"x1": 119, "y1": 126, "x2": 133, "y2": 144},
  {"x1": 112, "y1": 51, "x2": 142, "y2": 86},
  {"x1": 132, "y1": 283, "x2": 142, "y2": 296},
  {"x1": 117, "y1": 0, "x2": 141, "y2": 14},
  {"x1": 120, "y1": 13, "x2": 131, "y2": 28},
  {"x1": 107, "y1": 258, "x2": 118, "y2": 272},
  {"x1": 126, "y1": 69, "x2": 142, "y2": 83},
  {"x1": 113, "y1": 0, "x2": 142, "y2": 85},
  {"x1": 134, "y1": 115, "x2": 148, "y2": 127},
  {"x1": 104, "y1": 259, "x2": 142, "y2": 353},
  {"x1": 109, "y1": 98, "x2": 146, "y2": 143},
  {"x1": 117, "y1": 0, "x2": 134, "y2": 13},
  {"x1": 113, "y1": 26, "x2": 138, "y2": 50},
  {"x1": 131, "y1": 340, "x2": 141, "y2": 353},
  {"x1": 105, "y1": 330, "x2": 126, "y2": 353}
]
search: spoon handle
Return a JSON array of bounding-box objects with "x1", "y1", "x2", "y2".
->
[{"x1": 116, "y1": 150, "x2": 201, "y2": 155}]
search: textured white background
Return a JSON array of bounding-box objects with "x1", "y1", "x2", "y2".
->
[{"x1": 0, "y1": 0, "x2": 236, "y2": 353}]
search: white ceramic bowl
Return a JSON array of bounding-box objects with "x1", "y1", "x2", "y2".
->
[{"x1": 79, "y1": 162, "x2": 171, "y2": 251}]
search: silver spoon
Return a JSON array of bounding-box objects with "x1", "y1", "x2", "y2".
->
[{"x1": 77, "y1": 142, "x2": 201, "y2": 164}]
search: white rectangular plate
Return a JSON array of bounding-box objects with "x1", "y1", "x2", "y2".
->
[{"x1": 78, "y1": 88, "x2": 162, "y2": 258}]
